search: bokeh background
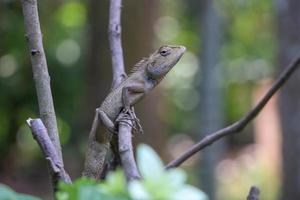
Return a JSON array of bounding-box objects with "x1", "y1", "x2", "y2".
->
[{"x1": 1, "y1": 0, "x2": 300, "y2": 199}]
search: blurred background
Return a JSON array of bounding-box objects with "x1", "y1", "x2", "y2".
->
[{"x1": 0, "y1": 0, "x2": 300, "y2": 199}]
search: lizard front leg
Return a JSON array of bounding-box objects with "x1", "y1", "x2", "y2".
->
[
  {"x1": 120, "y1": 85, "x2": 145, "y2": 134},
  {"x1": 122, "y1": 85, "x2": 145, "y2": 111}
]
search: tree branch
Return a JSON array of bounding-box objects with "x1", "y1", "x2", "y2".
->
[
  {"x1": 166, "y1": 53, "x2": 300, "y2": 169},
  {"x1": 118, "y1": 118, "x2": 141, "y2": 181},
  {"x1": 21, "y1": 0, "x2": 62, "y2": 163},
  {"x1": 247, "y1": 186, "x2": 260, "y2": 200},
  {"x1": 109, "y1": 0, "x2": 126, "y2": 89},
  {"x1": 83, "y1": 0, "x2": 142, "y2": 180},
  {"x1": 27, "y1": 118, "x2": 71, "y2": 189},
  {"x1": 108, "y1": 0, "x2": 140, "y2": 179}
]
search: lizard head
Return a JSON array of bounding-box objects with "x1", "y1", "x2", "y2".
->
[{"x1": 146, "y1": 45, "x2": 186, "y2": 80}]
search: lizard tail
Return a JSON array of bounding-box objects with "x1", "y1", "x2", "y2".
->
[
  {"x1": 82, "y1": 110, "x2": 110, "y2": 179},
  {"x1": 82, "y1": 139, "x2": 109, "y2": 178}
]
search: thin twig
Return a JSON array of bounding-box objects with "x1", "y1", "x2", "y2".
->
[
  {"x1": 21, "y1": 0, "x2": 62, "y2": 162},
  {"x1": 27, "y1": 118, "x2": 71, "y2": 188},
  {"x1": 166, "y1": 53, "x2": 300, "y2": 169},
  {"x1": 109, "y1": 0, "x2": 126, "y2": 89},
  {"x1": 118, "y1": 116, "x2": 141, "y2": 181},
  {"x1": 247, "y1": 186, "x2": 260, "y2": 200}
]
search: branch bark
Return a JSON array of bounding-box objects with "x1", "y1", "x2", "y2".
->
[
  {"x1": 166, "y1": 53, "x2": 300, "y2": 169},
  {"x1": 108, "y1": 0, "x2": 140, "y2": 180},
  {"x1": 118, "y1": 118, "x2": 141, "y2": 181},
  {"x1": 27, "y1": 118, "x2": 71, "y2": 188},
  {"x1": 109, "y1": 0, "x2": 126, "y2": 89},
  {"x1": 21, "y1": 0, "x2": 62, "y2": 163},
  {"x1": 247, "y1": 186, "x2": 260, "y2": 200}
]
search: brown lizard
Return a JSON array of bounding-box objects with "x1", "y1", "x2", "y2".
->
[{"x1": 83, "y1": 45, "x2": 186, "y2": 179}]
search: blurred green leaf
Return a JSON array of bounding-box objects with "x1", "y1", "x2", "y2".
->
[
  {"x1": 0, "y1": 184, "x2": 41, "y2": 200},
  {"x1": 101, "y1": 170, "x2": 129, "y2": 198},
  {"x1": 128, "y1": 181, "x2": 150, "y2": 200},
  {"x1": 137, "y1": 144, "x2": 164, "y2": 179},
  {"x1": 56, "y1": 2, "x2": 86, "y2": 28},
  {"x1": 56, "y1": 144, "x2": 206, "y2": 200},
  {"x1": 134, "y1": 144, "x2": 207, "y2": 200}
]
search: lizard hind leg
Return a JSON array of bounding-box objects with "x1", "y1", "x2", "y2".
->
[
  {"x1": 128, "y1": 107, "x2": 143, "y2": 134},
  {"x1": 116, "y1": 107, "x2": 144, "y2": 134}
]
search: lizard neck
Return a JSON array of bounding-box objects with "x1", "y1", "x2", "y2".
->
[{"x1": 146, "y1": 74, "x2": 158, "y2": 85}]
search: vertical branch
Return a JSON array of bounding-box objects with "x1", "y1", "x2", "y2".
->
[
  {"x1": 108, "y1": 0, "x2": 126, "y2": 89},
  {"x1": 21, "y1": 0, "x2": 62, "y2": 162},
  {"x1": 84, "y1": 0, "x2": 141, "y2": 180},
  {"x1": 118, "y1": 119, "x2": 141, "y2": 181},
  {"x1": 108, "y1": 0, "x2": 140, "y2": 180}
]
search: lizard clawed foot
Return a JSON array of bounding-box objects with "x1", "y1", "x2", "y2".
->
[{"x1": 116, "y1": 108, "x2": 143, "y2": 134}]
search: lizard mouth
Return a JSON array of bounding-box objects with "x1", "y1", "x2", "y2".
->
[{"x1": 173, "y1": 46, "x2": 186, "y2": 63}]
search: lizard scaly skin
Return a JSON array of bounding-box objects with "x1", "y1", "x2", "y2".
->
[{"x1": 83, "y1": 45, "x2": 186, "y2": 178}]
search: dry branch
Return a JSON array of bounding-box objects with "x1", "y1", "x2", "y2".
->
[
  {"x1": 27, "y1": 118, "x2": 71, "y2": 188},
  {"x1": 247, "y1": 186, "x2": 260, "y2": 200},
  {"x1": 166, "y1": 53, "x2": 300, "y2": 169},
  {"x1": 118, "y1": 117, "x2": 141, "y2": 181},
  {"x1": 109, "y1": 0, "x2": 126, "y2": 89},
  {"x1": 21, "y1": 0, "x2": 62, "y2": 162},
  {"x1": 108, "y1": 0, "x2": 140, "y2": 180}
]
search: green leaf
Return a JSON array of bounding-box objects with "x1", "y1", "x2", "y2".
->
[
  {"x1": 56, "y1": 176, "x2": 129, "y2": 200},
  {"x1": 56, "y1": 178, "x2": 100, "y2": 200},
  {"x1": 128, "y1": 180, "x2": 150, "y2": 200},
  {"x1": 0, "y1": 184, "x2": 15, "y2": 200},
  {"x1": 165, "y1": 168, "x2": 187, "y2": 189},
  {"x1": 77, "y1": 185, "x2": 103, "y2": 200},
  {"x1": 137, "y1": 144, "x2": 164, "y2": 179},
  {"x1": 55, "y1": 145, "x2": 207, "y2": 200},
  {"x1": 101, "y1": 170, "x2": 129, "y2": 199},
  {"x1": 0, "y1": 184, "x2": 41, "y2": 200},
  {"x1": 135, "y1": 144, "x2": 208, "y2": 200}
]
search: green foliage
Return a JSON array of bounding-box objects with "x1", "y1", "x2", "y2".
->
[
  {"x1": 128, "y1": 144, "x2": 208, "y2": 200},
  {"x1": 56, "y1": 144, "x2": 208, "y2": 200},
  {"x1": 55, "y1": 2, "x2": 86, "y2": 28},
  {"x1": 0, "y1": 184, "x2": 41, "y2": 200},
  {"x1": 56, "y1": 172, "x2": 130, "y2": 200}
]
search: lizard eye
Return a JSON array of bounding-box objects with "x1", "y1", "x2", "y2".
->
[{"x1": 159, "y1": 49, "x2": 171, "y2": 56}]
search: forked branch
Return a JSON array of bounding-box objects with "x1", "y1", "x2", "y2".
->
[
  {"x1": 21, "y1": 0, "x2": 62, "y2": 162},
  {"x1": 166, "y1": 53, "x2": 300, "y2": 169}
]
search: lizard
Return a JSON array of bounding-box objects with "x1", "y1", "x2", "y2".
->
[{"x1": 82, "y1": 45, "x2": 186, "y2": 179}]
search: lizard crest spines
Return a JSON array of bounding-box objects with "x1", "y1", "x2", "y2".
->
[{"x1": 130, "y1": 57, "x2": 148, "y2": 73}]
